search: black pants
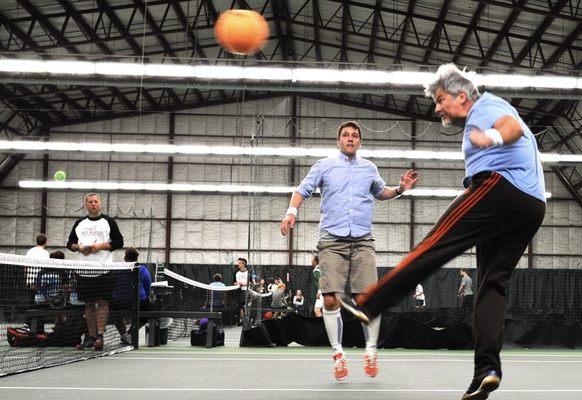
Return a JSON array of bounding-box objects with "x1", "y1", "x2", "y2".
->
[
  {"x1": 358, "y1": 172, "x2": 545, "y2": 378},
  {"x1": 461, "y1": 294, "x2": 475, "y2": 315}
]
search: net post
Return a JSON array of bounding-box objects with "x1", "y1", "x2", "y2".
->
[{"x1": 132, "y1": 263, "x2": 140, "y2": 349}]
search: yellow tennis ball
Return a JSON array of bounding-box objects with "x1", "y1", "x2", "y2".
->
[{"x1": 53, "y1": 170, "x2": 67, "y2": 181}]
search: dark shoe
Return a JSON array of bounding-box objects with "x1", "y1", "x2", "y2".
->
[
  {"x1": 94, "y1": 334, "x2": 104, "y2": 351},
  {"x1": 461, "y1": 371, "x2": 501, "y2": 400},
  {"x1": 120, "y1": 333, "x2": 132, "y2": 345},
  {"x1": 77, "y1": 337, "x2": 95, "y2": 350},
  {"x1": 338, "y1": 294, "x2": 371, "y2": 324}
]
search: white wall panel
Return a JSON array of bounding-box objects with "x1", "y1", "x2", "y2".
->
[
  {"x1": 374, "y1": 199, "x2": 411, "y2": 223},
  {"x1": 0, "y1": 189, "x2": 39, "y2": 216},
  {"x1": 375, "y1": 224, "x2": 410, "y2": 253},
  {"x1": 1, "y1": 96, "x2": 581, "y2": 269},
  {"x1": 2, "y1": 159, "x2": 43, "y2": 186}
]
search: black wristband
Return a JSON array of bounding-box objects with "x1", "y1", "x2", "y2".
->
[{"x1": 395, "y1": 187, "x2": 402, "y2": 195}]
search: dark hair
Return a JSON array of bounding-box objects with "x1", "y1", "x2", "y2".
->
[
  {"x1": 312, "y1": 255, "x2": 319, "y2": 264},
  {"x1": 212, "y1": 273, "x2": 223, "y2": 282},
  {"x1": 36, "y1": 234, "x2": 47, "y2": 246},
  {"x1": 460, "y1": 268, "x2": 467, "y2": 274},
  {"x1": 49, "y1": 250, "x2": 65, "y2": 259},
  {"x1": 125, "y1": 247, "x2": 139, "y2": 262},
  {"x1": 238, "y1": 257, "x2": 247, "y2": 266},
  {"x1": 336, "y1": 121, "x2": 362, "y2": 140}
]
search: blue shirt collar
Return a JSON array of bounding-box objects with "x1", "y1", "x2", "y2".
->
[{"x1": 337, "y1": 151, "x2": 360, "y2": 163}]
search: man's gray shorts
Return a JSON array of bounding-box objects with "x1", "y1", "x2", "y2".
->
[{"x1": 316, "y1": 239, "x2": 377, "y2": 294}]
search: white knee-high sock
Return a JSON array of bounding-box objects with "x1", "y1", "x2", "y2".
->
[
  {"x1": 361, "y1": 316, "x2": 380, "y2": 354},
  {"x1": 322, "y1": 307, "x2": 343, "y2": 355}
]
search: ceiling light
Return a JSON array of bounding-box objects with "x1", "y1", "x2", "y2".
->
[{"x1": 18, "y1": 180, "x2": 552, "y2": 199}]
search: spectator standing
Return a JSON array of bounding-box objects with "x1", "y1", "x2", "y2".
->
[{"x1": 67, "y1": 193, "x2": 124, "y2": 351}]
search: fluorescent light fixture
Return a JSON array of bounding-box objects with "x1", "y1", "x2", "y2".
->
[
  {"x1": 292, "y1": 68, "x2": 344, "y2": 83},
  {"x1": 94, "y1": 62, "x2": 145, "y2": 76},
  {"x1": 194, "y1": 65, "x2": 244, "y2": 79},
  {"x1": 145, "y1": 64, "x2": 194, "y2": 77},
  {"x1": 0, "y1": 59, "x2": 580, "y2": 90},
  {"x1": 243, "y1": 67, "x2": 292, "y2": 80},
  {"x1": 18, "y1": 179, "x2": 553, "y2": 199},
  {"x1": 45, "y1": 61, "x2": 95, "y2": 75},
  {"x1": 359, "y1": 149, "x2": 464, "y2": 161},
  {"x1": 2, "y1": 140, "x2": 582, "y2": 164},
  {"x1": 405, "y1": 188, "x2": 552, "y2": 198},
  {"x1": 404, "y1": 188, "x2": 464, "y2": 197},
  {"x1": 18, "y1": 180, "x2": 295, "y2": 194},
  {"x1": 385, "y1": 71, "x2": 435, "y2": 85},
  {"x1": 341, "y1": 70, "x2": 389, "y2": 84},
  {"x1": 530, "y1": 76, "x2": 578, "y2": 89},
  {"x1": 539, "y1": 153, "x2": 582, "y2": 163},
  {"x1": 0, "y1": 59, "x2": 45, "y2": 73},
  {"x1": 482, "y1": 74, "x2": 532, "y2": 88}
]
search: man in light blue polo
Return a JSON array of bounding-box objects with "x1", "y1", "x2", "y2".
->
[
  {"x1": 280, "y1": 121, "x2": 418, "y2": 381},
  {"x1": 340, "y1": 64, "x2": 546, "y2": 400}
]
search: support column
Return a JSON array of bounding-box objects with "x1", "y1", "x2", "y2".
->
[
  {"x1": 287, "y1": 96, "x2": 299, "y2": 267},
  {"x1": 409, "y1": 120, "x2": 416, "y2": 251},
  {"x1": 40, "y1": 153, "x2": 48, "y2": 234},
  {"x1": 164, "y1": 113, "x2": 175, "y2": 265}
]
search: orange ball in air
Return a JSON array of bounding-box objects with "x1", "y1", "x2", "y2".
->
[{"x1": 214, "y1": 9, "x2": 269, "y2": 55}]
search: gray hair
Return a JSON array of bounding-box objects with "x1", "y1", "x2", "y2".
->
[{"x1": 424, "y1": 63, "x2": 480, "y2": 101}]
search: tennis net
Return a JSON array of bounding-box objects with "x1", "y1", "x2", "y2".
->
[
  {"x1": 0, "y1": 253, "x2": 138, "y2": 376},
  {"x1": 154, "y1": 269, "x2": 243, "y2": 342}
]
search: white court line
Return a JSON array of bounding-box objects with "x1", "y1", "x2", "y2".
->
[
  {"x1": 1, "y1": 387, "x2": 582, "y2": 393},
  {"x1": 108, "y1": 357, "x2": 582, "y2": 363},
  {"x1": 133, "y1": 350, "x2": 582, "y2": 357}
]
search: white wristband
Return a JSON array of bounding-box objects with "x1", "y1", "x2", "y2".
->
[
  {"x1": 286, "y1": 206, "x2": 298, "y2": 217},
  {"x1": 484, "y1": 129, "x2": 504, "y2": 147}
]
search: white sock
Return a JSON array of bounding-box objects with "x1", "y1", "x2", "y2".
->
[
  {"x1": 322, "y1": 307, "x2": 344, "y2": 355},
  {"x1": 362, "y1": 316, "x2": 380, "y2": 354}
]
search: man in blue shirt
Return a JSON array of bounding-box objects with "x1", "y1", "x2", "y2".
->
[
  {"x1": 340, "y1": 64, "x2": 546, "y2": 400},
  {"x1": 280, "y1": 120, "x2": 418, "y2": 381},
  {"x1": 111, "y1": 247, "x2": 152, "y2": 345}
]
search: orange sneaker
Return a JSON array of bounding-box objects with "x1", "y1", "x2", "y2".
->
[
  {"x1": 364, "y1": 352, "x2": 378, "y2": 378},
  {"x1": 333, "y1": 353, "x2": 349, "y2": 381}
]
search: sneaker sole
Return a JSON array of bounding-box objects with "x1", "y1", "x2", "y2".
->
[
  {"x1": 339, "y1": 298, "x2": 370, "y2": 324},
  {"x1": 462, "y1": 375, "x2": 500, "y2": 400},
  {"x1": 364, "y1": 370, "x2": 378, "y2": 378}
]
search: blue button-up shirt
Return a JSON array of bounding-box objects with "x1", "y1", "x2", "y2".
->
[{"x1": 296, "y1": 152, "x2": 386, "y2": 238}]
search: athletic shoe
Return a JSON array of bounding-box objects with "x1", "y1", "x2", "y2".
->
[
  {"x1": 363, "y1": 352, "x2": 378, "y2": 378},
  {"x1": 94, "y1": 334, "x2": 104, "y2": 351},
  {"x1": 461, "y1": 370, "x2": 501, "y2": 400},
  {"x1": 333, "y1": 353, "x2": 349, "y2": 381},
  {"x1": 77, "y1": 337, "x2": 94, "y2": 350},
  {"x1": 338, "y1": 294, "x2": 371, "y2": 324},
  {"x1": 120, "y1": 333, "x2": 132, "y2": 345}
]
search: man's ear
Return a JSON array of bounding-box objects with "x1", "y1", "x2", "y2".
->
[{"x1": 457, "y1": 91, "x2": 468, "y2": 104}]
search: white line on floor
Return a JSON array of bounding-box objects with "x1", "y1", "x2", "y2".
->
[
  {"x1": 0, "y1": 387, "x2": 581, "y2": 393},
  {"x1": 108, "y1": 356, "x2": 582, "y2": 363},
  {"x1": 132, "y1": 350, "x2": 582, "y2": 358}
]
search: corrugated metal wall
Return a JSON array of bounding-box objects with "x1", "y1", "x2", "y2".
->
[{"x1": 1, "y1": 97, "x2": 580, "y2": 269}]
